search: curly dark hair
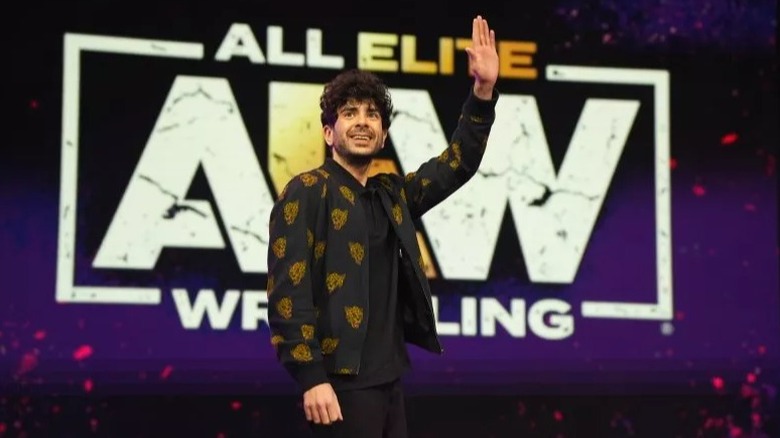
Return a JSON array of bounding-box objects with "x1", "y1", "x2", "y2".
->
[{"x1": 319, "y1": 69, "x2": 393, "y2": 130}]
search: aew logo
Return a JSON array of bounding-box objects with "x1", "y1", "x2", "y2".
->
[{"x1": 56, "y1": 31, "x2": 673, "y2": 327}]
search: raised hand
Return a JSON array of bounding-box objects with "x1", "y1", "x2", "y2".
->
[{"x1": 464, "y1": 15, "x2": 499, "y2": 100}]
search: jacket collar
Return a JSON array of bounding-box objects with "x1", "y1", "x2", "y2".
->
[{"x1": 323, "y1": 158, "x2": 368, "y2": 195}]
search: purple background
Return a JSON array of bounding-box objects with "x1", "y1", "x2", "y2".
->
[{"x1": 1, "y1": 1, "x2": 777, "y2": 396}]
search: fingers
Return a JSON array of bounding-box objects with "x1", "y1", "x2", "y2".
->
[
  {"x1": 472, "y1": 15, "x2": 490, "y2": 47},
  {"x1": 303, "y1": 389, "x2": 342, "y2": 425},
  {"x1": 327, "y1": 398, "x2": 343, "y2": 422},
  {"x1": 304, "y1": 402, "x2": 316, "y2": 423},
  {"x1": 471, "y1": 16, "x2": 479, "y2": 45},
  {"x1": 318, "y1": 403, "x2": 331, "y2": 425},
  {"x1": 305, "y1": 400, "x2": 330, "y2": 424},
  {"x1": 478, "y1": 17, "x2": 490, "y2": 46}
]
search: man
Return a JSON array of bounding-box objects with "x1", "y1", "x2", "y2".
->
[{"x1": 267, "y1": 15, "x2": 499, "y2": 437}]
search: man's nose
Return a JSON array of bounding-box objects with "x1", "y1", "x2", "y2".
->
[{"x1": 355, "y1": 112, "x2": 369, "y2": 125}]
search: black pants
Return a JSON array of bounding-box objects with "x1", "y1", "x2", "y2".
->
[{"x1": 309, "y1": 379, "x2": 407, "y2": 438}]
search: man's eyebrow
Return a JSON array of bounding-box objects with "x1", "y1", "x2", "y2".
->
[{"x1": 338, "y1": 104, "x2": 358, "y2": 112}]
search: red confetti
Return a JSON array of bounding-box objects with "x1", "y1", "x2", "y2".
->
[
  {"x1": 744, "y1": 203, "x2": 756, "y2": 212},
  {"x1": 757, "y1": 345, "x2": 767, "y2": 355},
  {"x1": 84, "y1": 378, "x2": 94, "y2": 393},
  {"x1": 746, "y1": 372, "x2": 757, "y2": 384},
  {"x1": 90, "y1": 418, "x2": 99, "y2": 432},
  {"x1": 692, "y1": 184, "x2": 706, "y2": 196},
  {"x1": 720, "y1": 132, "x2": 738, "y2": 145},
  {"x1": 52, "y1": 405, "x2": 61, "y2": 414},
  {"x1": 712, "y1": 376, "x2": 725, "y2": 390},
  {"x1": 231, "y1": 401, "x2": 242, "y2": 410},
  {"x1": 553, "y1": 410, "x2": 564, "y2": 422},
  {"x1": 160, "y1": 365, "x2": 174, "y2": 380},
  {"x1": 675, "y1": 311, "x2": 685, "y2": 321},
  {"x1": 73, "y1": 345, "x2": 93, "y2": 361},
  {"x1": 765, "y1": 154, "x2": 776, "y2": 176},
  {"x1": 29, "y1": 100, "x2": 39, "y2": 110},
  {"x1": 33, "y1": 330, "x2": 46, "y2": 340},
  {"x1": 0, "y1": 423, "x2": 5, "y2": 433},
  {"x1": 669, "y1": 157, "x2": 678, "y2": 170},
  {"x1": 17, "y1": 352, "x2": 38, "y2": 375}
]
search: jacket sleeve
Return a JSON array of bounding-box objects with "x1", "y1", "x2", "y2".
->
[
  {"x1": 401, "y1": 87, "x2": 498, "y2": 219},
  {"x1": 267, "y1": 175, "x2": 329, "y2": 393}
]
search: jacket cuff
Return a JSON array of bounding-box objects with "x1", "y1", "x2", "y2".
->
[
  {"x1": 464, "y1": 87, "x2": 498, "y2": 118},
  {"x1": 287, "y1": 362, "x2": 330, "y2": 393}
]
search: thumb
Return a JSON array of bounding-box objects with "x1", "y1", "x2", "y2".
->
[{"x1": 464, "y1": 47, "x2": 476, "y2": 76}]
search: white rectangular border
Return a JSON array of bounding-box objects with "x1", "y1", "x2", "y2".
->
[
  {"x1": 58, "y1": 53, "x2": 672, "y2": 315},
  {"x1": 547, "y1": 65, "x2": 673, "y2": 320},
  {"x1": 57, "y1": 34, "x2": 204, "y2": 304}
]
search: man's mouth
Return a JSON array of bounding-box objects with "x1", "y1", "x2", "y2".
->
[{"x1": 350, "y1": 133, "x2": 372, "y2": 141}]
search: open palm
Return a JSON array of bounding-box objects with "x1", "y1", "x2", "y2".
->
[{"x1": 465, "y1": 16, "x2": 499, "y2": 89}]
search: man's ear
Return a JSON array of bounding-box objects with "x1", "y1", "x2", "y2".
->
[
  {"x1": 380, "y1": 130, "x2": 388, "y2": 149},
  {"x1": 323, "y1": 125, "x2": 334, "y2": 146}
]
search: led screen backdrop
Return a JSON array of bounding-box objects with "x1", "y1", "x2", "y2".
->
[{"x1": 2, "y1": 1, "x2": 778, "y2": 395}]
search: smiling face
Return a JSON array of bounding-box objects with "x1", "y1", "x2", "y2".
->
[{"x1": 324, "y1": 98, "x2": 388, "y2": 166}]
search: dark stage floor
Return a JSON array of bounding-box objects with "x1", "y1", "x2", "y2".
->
[{"x1": 2, "y1": 391, "x2": 778, "y2": 438}]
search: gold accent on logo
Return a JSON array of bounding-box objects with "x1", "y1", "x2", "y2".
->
[
  {"x1": 270, "y1": 334, "x2": 284, "y2": 348},
  {"x1": 316, "y1": 169, "x2": 330, "y2": 179},
  {"x1": 421, "y1": 178, "x2": 431, "y2": 187},
  {"x1": 307, "y1": 229, "x2": 314, "y2": 248}
]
